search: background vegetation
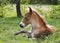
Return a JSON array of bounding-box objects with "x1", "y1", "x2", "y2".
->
[{"x1": 0, "y1": 0, "x2": 60, "y2": 43}]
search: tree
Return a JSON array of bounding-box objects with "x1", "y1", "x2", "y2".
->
[{"x1": 16, "y1": 0, "x2": 22, "y2": 17}]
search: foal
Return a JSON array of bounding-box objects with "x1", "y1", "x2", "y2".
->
[{"x1": 15, "y1": 7, "x2": 55, "y2": 39}]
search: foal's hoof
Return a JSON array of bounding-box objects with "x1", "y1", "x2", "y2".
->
[
  {"x1": 27, "y1": 35, "x2": 31, "y2": 38},
  {"x1": 28, "y1": 36, "x2": 31, "y2": 38},
  {"x1": 14, "y1": 32, "x2": 18, "y2": 36}
]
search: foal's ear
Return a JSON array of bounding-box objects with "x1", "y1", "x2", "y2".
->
[{"x1": 29, "y1": 7, "x2": 32, "y2": 13}]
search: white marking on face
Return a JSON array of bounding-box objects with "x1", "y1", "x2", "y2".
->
[{"x1": 20, "y1": 22, "x2": 25, "y2": 27}]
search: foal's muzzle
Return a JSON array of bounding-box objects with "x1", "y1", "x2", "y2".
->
[
  {"x1": 20, "y1": 22, "x2": 25, "y2": 28},
  {"x1": 20, "y1": 24, "x2": 24, "y2": 28}
]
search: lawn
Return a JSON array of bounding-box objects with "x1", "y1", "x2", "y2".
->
[
  {"x1": 0, "y1": 5, "x2": 60, "y2": 43},
  {"x1": 0, "y1": 17, "x2": 60, "y2": 43}
]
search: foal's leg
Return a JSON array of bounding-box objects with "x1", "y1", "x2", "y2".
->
[
  {"x1": 14, "y1": 30, "x2": 28, "y2": 35},
  {"x1": 14, "y1": 30, "x2": 32, "y2": 38}
]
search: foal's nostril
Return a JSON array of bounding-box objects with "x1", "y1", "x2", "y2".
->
[{"x1": 20, "y1": 24, "x2": 24, "y2": 28}]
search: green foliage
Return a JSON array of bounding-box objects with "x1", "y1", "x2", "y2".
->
[
  {"x1": 20, "y1": 0, "x2": 59, "y2": 4},
  {"x1": 0, "y1": 0, "x2": 10, "y2": 6},
  {"x1": 0, "y1": 0, "x2": 60, "y2": 5},
  {"x1": 36, "y1": 5, "x2": 60, "y2": 19},
  {"x1": 9, "y1": 0, "x2": 16, "y2": 4},
  {"x1": 58, "y1": 0, "x2": 60, "y2": 4},
  {"x1": 20, "y1": 0, "x2": 29, "y2": 4},
  {"x1": 0, "y1": 6, "x2": 3, "y2": 17},
  {"x1": 50, "y1": 5, "x2": 60, "y2": 19},
  {"x1": 0, "y1": 4, "x2": 60, "y2": 18},
  {"x1": 0, "y1": 4, "x2": 17, "y2": 17}
]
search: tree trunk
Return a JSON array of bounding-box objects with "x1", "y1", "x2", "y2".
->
[{"x1": 16, "y1": 0, "x2": 22, "y2": 17}]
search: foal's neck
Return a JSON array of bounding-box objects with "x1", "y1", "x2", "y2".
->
[{"x1": 30, "y1": 11, "x2": 46, "y2": 29}]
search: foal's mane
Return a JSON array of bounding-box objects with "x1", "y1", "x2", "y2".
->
[{"x1": 33, "y1": 10, "x2": 46, "y2": 25}]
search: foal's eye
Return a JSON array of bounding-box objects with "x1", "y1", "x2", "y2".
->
[
  {"x1": 25, "y1": 16, "x2": 27, "y2": 19},
  {"x1": 25, "y1": 17, "x2": 28, "y2": 20}
]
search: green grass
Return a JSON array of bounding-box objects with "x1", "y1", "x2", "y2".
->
[{"x1": 0, "y1": 17, "x2": 60, "y2": 43}]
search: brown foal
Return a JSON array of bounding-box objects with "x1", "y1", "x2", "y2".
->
[{"x1": 15, "y1": 7, "x2": 55, "y2": 39}]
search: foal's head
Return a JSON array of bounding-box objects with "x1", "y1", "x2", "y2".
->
[{"x1": 20, "y1": 7, "x2": 33, "y2": 28}]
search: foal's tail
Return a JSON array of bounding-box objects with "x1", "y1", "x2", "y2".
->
[{"x1": 47, "y1": 25, "x2": 55, "y2": 33}]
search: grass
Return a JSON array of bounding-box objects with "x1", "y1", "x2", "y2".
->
[{"x1": 0, "y1": 17, "x2": 60, "y2": 43}]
